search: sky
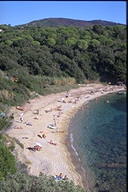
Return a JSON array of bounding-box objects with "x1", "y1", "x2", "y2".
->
[{"x1": 0, "y1": 1, "x2": 126, "y2": 26}]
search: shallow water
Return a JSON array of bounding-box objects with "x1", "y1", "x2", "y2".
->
[{"x1": 69, "y1": 93, "x2": 126, "y2": 192}]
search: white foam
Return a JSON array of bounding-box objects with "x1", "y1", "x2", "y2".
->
[{"x1": 70, "y1": 133, "x2": 79, "y2": 157}]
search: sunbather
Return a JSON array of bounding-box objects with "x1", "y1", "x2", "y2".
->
[
  {"x1": 34, "y1": 145, "x2": 42, "y2": 151},
  {"x1": 14, "y1": 126, "x2": 22, "y2": 129},
  {"x1": 42, "y1": 134, "x2": 46, "y2": 138},
  {"x1": 38, "y1": 134, "x2": 42, "y2": 138},
  {"x1": 59, "y1": 173, "x2": 63, "y2": 179},
  {"x1": 27, "y1": 147, "x2": 36, "y2": 152},
  {"x1": 49, "y1": 140, "x2": 57, "y2": 146},
  {"x1": 34, "y1": 116, "x2": 39, "y2": 120},
  {"x1": 45, "y1": 108, "x2": 52, "y2": 113},
  {"x1": 55, "y1": 173, "x2": 66, "y2": 180},
  {"x1": 63, "y1": 175, "x2": 68, "y2": 180},
  {"x1": 26, "y1": 122, "x2": 32, "y2": 126}
]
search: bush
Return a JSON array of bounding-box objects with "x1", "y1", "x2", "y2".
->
[
  {"x1": 0, "y1": 118, "x2": 11, "y2": 131},
  {"x1": 0, "y1": 172, "x2": 88, "y2": 192},
  {"x1": 0, "y1": 139, "x2": 17, "y2": 179}
]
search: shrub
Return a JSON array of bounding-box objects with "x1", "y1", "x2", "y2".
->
[
  {"x1": 0, "y1": 142, "x2": 17, "y2": 179},
  {"x1": 0, "y1": 118, "x2": 11, "y2": 131},
  {"x1": 0, "y1": 172, "x2": 89, "y2": 192}
]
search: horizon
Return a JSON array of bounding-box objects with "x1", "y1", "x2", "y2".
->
[{"x1": 0, "y1": 1, "x2": 126, "y2": 26}]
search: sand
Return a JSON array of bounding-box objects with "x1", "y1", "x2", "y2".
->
[{"x1": 6, "y1": 83, "x2": 126, "y2": 189}]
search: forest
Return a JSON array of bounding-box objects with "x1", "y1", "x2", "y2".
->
[{"x1": 0, "y1": 24, "x2": 126, "y2": 106}]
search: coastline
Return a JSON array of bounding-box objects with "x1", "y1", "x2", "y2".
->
[
  {"x1": 66, "y1": 89, "x2": 126, "y2": 192},
  {"x1": 6, "y1": 84, "x2": 126, "y2": 190}
]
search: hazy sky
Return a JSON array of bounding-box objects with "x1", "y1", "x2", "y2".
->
[{"x1": 0, "y1": 1, "x2": 126, "y2": 26}]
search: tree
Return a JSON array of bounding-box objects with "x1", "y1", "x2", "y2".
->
[
  {"x1": 65, "y1": 37, "x2": 77, "y2": 47},
  {"x1": 32, "y1": 40, "x2": 40, "y2": 46},
  {"x1": 12, "y1": 38, "x2": 31, "y2": 48},
  {"x1": 89, "y1": 39, "x2": 100, "y2": 49},
  {"x1": 93, "y1": 25, "x2": 105, "y2": 35},
  {"x1": 46, "y1": 38, "x2": 56, "y2": 47},
  {"x1": 5, "y1": 40, "x2": 13, "y2": 46},
  {"x1": 77, "y1": 40, "x2": 88, "y2": 50}
]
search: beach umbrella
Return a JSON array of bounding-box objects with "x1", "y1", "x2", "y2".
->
[{"x1": 35, "y1": 142, "x2": 42, "y2": 147}]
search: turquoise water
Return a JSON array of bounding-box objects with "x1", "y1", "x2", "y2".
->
[{"x1": 69, "y1": 93, "x2": 126, "y2": 192}]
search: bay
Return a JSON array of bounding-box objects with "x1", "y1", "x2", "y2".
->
[{"x1": 69, "y1": 93, "x2": 126, "y2": 192}]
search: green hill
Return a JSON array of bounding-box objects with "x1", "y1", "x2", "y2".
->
[
  {"x1": 0, "y1": 23, "x2": 126, "y2": 107},
  {"x1": 18, "y1": 18, "x2": 124, "y2": 28}
]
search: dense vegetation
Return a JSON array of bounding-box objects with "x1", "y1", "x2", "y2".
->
[
  {"x1": 0, "y1": 24, "x2": 126, "y2": 106},
  {"x1": 0, "y1": 172, "x2": 88, "y2": 192},
  {"x1": 0, "y1": 134, "x2": 17, "y2": 180},
  {"x1": 23, "y1": 18, "x2": 124, "y2": 28}
]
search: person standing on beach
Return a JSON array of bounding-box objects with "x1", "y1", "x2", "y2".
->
[
  {"x1": 53, "y1": 119, "x2": 57, "y2": 126},
  {"x1": 20, "y1": 116, "x2": 23, "y2": 123},
  {"x1": 53, "y1": 115, "x2": 57, "y2": 126},
  {"x1": 20, "y1": 112, "x2": 24, "y2": 123},
  {"x1": 37, "y1": 109, "x2": 39, "y2": 115}
]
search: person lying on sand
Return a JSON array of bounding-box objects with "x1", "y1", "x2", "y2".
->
[
  {"x1": 45, "y1": 108, "x2": 52, "y2": 113},
  {"x1": 34, "y1": 116, "x2": 39, "y2": 120},
  {"x1": 56, "y1": 130, "x2": 66, "y2": 133},
  {"x1": 38, "y1": 134, "x2": 42, "y2": 138},
  {"x1": 33, "y1": 145, "x2": 42, "y2": 151},
  {"x1": 22, "y1": 137, "x2": 28, "y2": 139},
  {"x1": 42, "y1": 133, "x2": 46, "y2": 138},
  {"x1": 27, "y1": 145, "x2": 42, "y2": 151},
  {"x1": 54, "y1": 105, "x2": 62, "y2": 110},
  {"x1": 38, "y1": 134, "x2": 46, "y2": 138},
  {"x1": 14, "y1": 126, "x2": 23, "y2": 129},
  {"x1": 55, "y1": 173, "x2": 63, "y2": 180},
  {"x1": 33, "y1": 109, "x2": 39, "y2": 115},
  {"x1": 27, "y1": 147, "x2": 36, "y2": 152},
  {"x1": 25, "y1": 122, "x2": 32, "y2": 126},
  {"x1": 49, "y1": 140, "x2": 58, "y2": 146}
]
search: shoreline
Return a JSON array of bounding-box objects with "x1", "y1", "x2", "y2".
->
[
  {"x1": 67, "y1": 90, "x2": 127, "y2": 192},
  {"x1": 64, "y1": 92, "x2": 119, "y2": 191},
  {"x1": 65, "y1": 103, "x2": 96, "y2": 191},
  {"x1": 6, "y1": 84, "x2": 126, "y2": 190}
]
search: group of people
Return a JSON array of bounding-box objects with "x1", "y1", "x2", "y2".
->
[
  {"x1": 38, "y1": 133, "x2": 46, "y2": 139},
  {"x1": 55, "y1": 173, "x2": 68, "y2": 181}
]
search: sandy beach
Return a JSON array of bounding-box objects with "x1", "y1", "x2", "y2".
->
[{"x1": 6, "y1": 83, "x2": 126, "y2": 189}]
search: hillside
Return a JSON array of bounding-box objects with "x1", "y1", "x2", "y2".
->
[
  {"x1": 19, "y1": 18, "x2": 124, "y2": 28},
  {"x1": 0, "y1": 23, "x2": 126, "y2": 107}
]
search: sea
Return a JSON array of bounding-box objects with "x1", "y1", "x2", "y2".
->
[{"x1": 68, "y1": 92, "x2": 126, "y2": 192}]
